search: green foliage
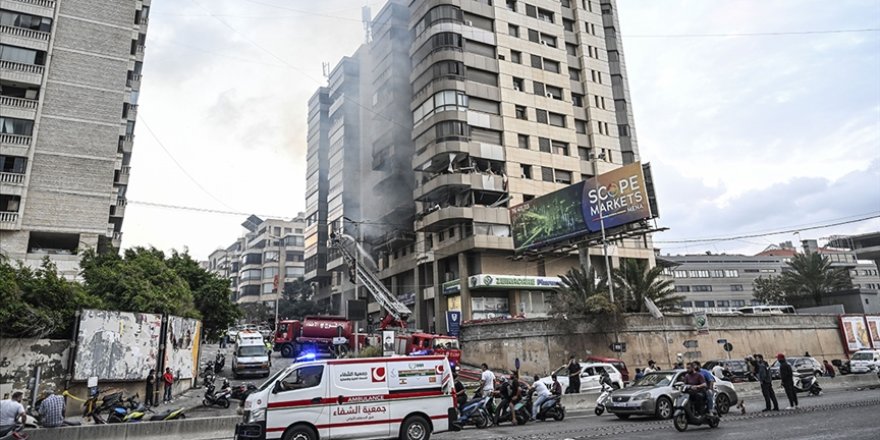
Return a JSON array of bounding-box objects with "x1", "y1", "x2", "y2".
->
[
  {"x1": 278, "y1": 279, "x2": 326, "y2": 321},
  {"x1": 553, "y1": 265, "x2": 617, "y2": 316},
  {"x1": 357, "y1": 345, "x2": 383, "y2": 358},
  {"x1": 167, "y1": 251, "x2": 241, "y2": 340},
  {"x1": 240, "y1": 302, "x2": 274, "y2": 326},
  {"x1": 611, "y1": 259, "x2": 682, "y2": 313},
  {"x1": 780, "y1": 253, "x2": 853, "y2": 306},
  {"x1": 752, "y1": 275, "x2": 787, "y2": 305},
  {"x1": 0, "y1": 256, "x2": 103, "y2": 338}
]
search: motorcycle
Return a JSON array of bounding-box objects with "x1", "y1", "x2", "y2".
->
[
  {"x1": 203, "y1": 377, "x2": 232, "y2": 408},
  {"x1": 0, "y1": 425, "x2": 28, "y2": 440},
  {"x1": 528, "y1": 392, "x2": 565, "y2": 422},
  {"x1": 230, "y1": 382, "x2": 258, "y2": 401},
  {"x1": 214, "y1": 352, "x2": 226, "y2": 373},
  {"x1": 202, "y1": 362, "x2": 216, "y2": 386},
  {"x1": 793, "y1": 373, "x2": 822, "y2": 396},
  {"x1": 672, "y1": 383, "x2": 720, "y2": 432},
  {"x1": 83, "y1": 390, "x2": 124, "y2": 424},
  {"x1": 594, "y1": 382, "x2": 614, "y2": 416},
  {"x1": 450, "y1": 393, "x2": 491, "y2": 430},
  {"x1": 147, "y1": 407, "x2": 186, "y2": 421}
]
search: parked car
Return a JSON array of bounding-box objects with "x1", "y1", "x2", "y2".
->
[
  {"x1": 586, "y1": 356, "x2": 630, "y2": 382},
  {"x1": 543, "y1": 362, "x2": 625, "y2": 393},
  {"x1": 257, "y1": 326, "x2": 272, "y2": 339},
  {"x1": 702, "y1": 359, "x2": 755, "y2": 382},
  {"x1": 770, "y1": 356, "x2": 824, "y2": 380},
  {"x1": 605, "y1": 370, "x2": 739, "y2": 420},
  {"x1": 849, "y1": 349, "x2": 880, "y2": 374}
]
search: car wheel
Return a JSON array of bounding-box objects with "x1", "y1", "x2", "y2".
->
[
  {"x1": 716, "y1": 394, "x2": 730, "y2": 415},
  {"x1": 283, "y1": 425, "x2": 317, "y2": 440},
  {"x1": 615, "y1": 414, "x2": 630, "y2": 420},
  {"x1": 400, "y1": 415, "x2": 431, "y2": 440},
  {"x1": 655, "y1": 397, "x2": 673, "y2": 419}
]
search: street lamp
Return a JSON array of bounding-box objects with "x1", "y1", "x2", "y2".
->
[{"x1": 590, "y1": 152, "x2": 615, "y2": 305}]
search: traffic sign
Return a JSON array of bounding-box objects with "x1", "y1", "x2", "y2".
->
[
  {"x1": 723, "y1": 342, "x2": 734, "y2": 352},
  {"x1": 682, "y1": 340, "x2": 699, "y2": 349},
  {"x1": 716, "y1": 338, "x2": 728, "y2": 344},
  {"x1": 610, "y1": 342, "x2": 627, "y2": 353}
]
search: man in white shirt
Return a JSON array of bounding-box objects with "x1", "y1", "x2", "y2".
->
[
  {"x1": 712, "y1": 363, "x2": 725, "y2": 380},
  {"x1": 644, "y1": 360, "x2": 657, "y2": 373},
  {"x1": 479, "y1": 363, "x2": 495, "y2": 397},
  {"x1": 0, "y1": 391, "x2": 26, "y2": 436},
  {"x1": 530, "y1": 375, "x2": 553, "y2": 420}
]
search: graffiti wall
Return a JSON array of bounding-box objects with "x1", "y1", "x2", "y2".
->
[
  {"x1": 0, "y1": 339, "x2": 69, "y2": 398},
  {"x1": 163, "y1": 316, "x2": 201, "y2": 379},
  {"x1": 73, "y1": 309, "x2": 162, "y2": 381}
]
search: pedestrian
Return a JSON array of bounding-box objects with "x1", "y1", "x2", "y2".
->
[
  {"x1": 711, "y1": 363, "x2": 725, "y2": 380},
  {"x1": 755, "y1": 354, "x2": 779, "y2": 412},
  {"x1": 823, "y1": 360, "x2": 836, "y2": 378},
  {"x1": 566, "y1": 356, "x2": 582, "y2": 394},
  {"x1": 530, "y1": 375, "x2": 552, "y2": 421},
  {"x1": 479, "y1": 363, "x2": 495, "y2": 398},
  {"x1": 453, "y1": 369, "x2": 467, "y2": 410},
  {"x1": 644, "y1": 360, "x2": 658, "y2": 374},
  {"x1": 37, "y1": 389, "x2": 66, "y2": 428},
  {"x1": 145, "y1": 368, "x2": 156, "y2": 407},
  {"x1": 634, "y1": 368, "x2": 645, "y2": 381},
  {"x1": 162, "y1": 367, "x2": 174, "y2": 404},
  {"x1": 0, "y1": 391, "x2": 26, "y2": 436},
  {"x1": 777, "y1": 353, "x2": 798, "y2": 410}
]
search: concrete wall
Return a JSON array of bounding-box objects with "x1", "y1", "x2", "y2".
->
[
  {"x1": 26, "y1": 415, "x2": 239, "y2": 440},
  {"x1": 460, "y1": 314, "x2": 847, "y2": 375},
  {"x1": 0, "y1": 339, "x2": 70, "y2": 398}
]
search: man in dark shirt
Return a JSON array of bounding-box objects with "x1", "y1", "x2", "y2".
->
[
  {"x1": 453, "y1": 370, "x2": 467, "y2": 410},
  {"x1": 509, "y1": 374, "x2": 523, "y2": 425},
  {"x1": 682, "y1": 363, "x2": 707, "y2": 413},
  {"x1": 756, "y1": 354, "x2": 779, "y2": 412},
  {"x1": 550, "y1": 374, "x2": 563, "y2": 396},
  {"x1": 777, "y1": 353, "x2": 798, "y2": 409},
  {"x1": 566, "y1": 356, "x2": 581, "y2": 394}
]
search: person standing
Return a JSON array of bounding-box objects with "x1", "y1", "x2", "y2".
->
[
  {"x1": 162, "y1": 367, "x2": 174, "y2": 404},
  {"x1": 755, "y1": 354, "x2": 779, "y2": 412},
  {"x1": 823, "y1": 360, "x2": 836, "y2": 378},
  {"x1": 145, "y1": 369, "x2": 156, "y2": 407},
  {"x1": 711, "y1": 363, "x2": 725, "y2": 380},
  {"x1": 453, "y1": 370, "x2": 467, "y2": 410},
  {"x1": 37, "y1": 390, "x2": 66, "y2": 428},
  {"x1": 479, "y1": 363, "x2": 495, "y2": 398},
  {"x1": 634, "y1": 368, "x2": 645, "y2": 381},
  {"x1": 508, "y1": 373, "x2": 523, "y2": 426},
  {"x1": 644, "y1": 360, "x2": 658, "y2": 374},
  {"x1": 777, "y1": 354, "x2": 798, "y2": 409},
  {"x1": 0, "y1": 391, "x2": 26, "y2": 436},
  {"x1": 566, "y1": 356, "x2": 582, "y2": 394}
]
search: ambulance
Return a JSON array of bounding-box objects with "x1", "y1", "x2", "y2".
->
[{"x1": 235, "y1": 355, "x2": 454, "y2": 440}]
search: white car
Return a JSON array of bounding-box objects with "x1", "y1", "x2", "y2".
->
[
  {"x1": 542, "y1": 362, "x2": 625, "y2": 393},
  {"x1": 850, "y1": 349, "x2": 880, "y2": 374}
]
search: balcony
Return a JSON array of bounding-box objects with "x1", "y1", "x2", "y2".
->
[
  {"x1": 111, "y1": 231, "x2": 123, "y2": 247},
  {"x1": 0, "y1": 211, "x2": 19, "y2": 230},
  {"x1": 0, "y1": 60, "x2": 44, "y2": 85},
  {"x1": 10, "y1": 0, "x2": 56, "y2": 7},
  {"x1": 416, "y1": 206, "x2": 509, "y2": 233},
  {"x1": 126, "y1": 73, "x2": 142, "y2": 90},
  {"x1": 0, "y1": 25, "x2": 50, "y2": 50},
  {"x1": 118, "y1": 135, "x2": 134, "y2": 154},
  {"x1": 1, "y1": 95, "x2": 38, "y2": 111},
  {"x1": 134, "y1": 44, "x2": 145, "y2": 60},
  {"x1": 115, "y1": 166, "x2": 130, "y2": 185},
  {"x1": 0, "y1": 172, "x2": 26, "y2": 196},
  {"x1": 415, "y1": 172, "x2": 505, "y2": 202},
  {"x1": 0, "y1": 134, "x2": 32, "y2": 157}
]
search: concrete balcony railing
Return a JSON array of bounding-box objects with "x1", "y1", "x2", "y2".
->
[
  {"x1": 126, "y1": 73, "x2": 142, "y2": 89},
  {"x1": 0, "y1": 95, "x2": 38, "y2": 110},
  {"x1": 11, "y1": 0, "x2": 55, "y2": 8},
  {"x1": 0, "y1": 59, "x2": 44, "y2": 75},
  {"x1": 0, "y1": 25, "x2": 50, "y2": 41},
  {"x1": 0, "y1": 133, "x2": 32, "y2": 146},
  {"x1": 0, "y1": 172, "x2": 26, "y2": 185},
  {"x1": 135, "y1": 45, "x2": 145, "y2": 57},
  {"x1": 0, "y1": 212, "x2": 19, "y2": 224},
  {"x1": 127, "y1": 104, "x2": 138, "y2": 120},
  {"x1": 118, "y1": 134, "x2": 134, "y2": 154}
]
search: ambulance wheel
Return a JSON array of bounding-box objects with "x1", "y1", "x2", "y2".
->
[
  {"x1": 400, "y1": 415, "x2": 430, "y2": 440},
  {"x1": 283, "y1": 425, "x2": 317, "y2": 440}
]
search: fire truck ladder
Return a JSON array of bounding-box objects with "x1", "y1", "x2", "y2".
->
[{"x1": 331, "y1": 232, "x2": 411, "y2": 329}]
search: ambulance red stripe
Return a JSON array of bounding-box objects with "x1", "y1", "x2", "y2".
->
[
  {"x1": 266, "y1": 414, "x2": 448, "y2": 432},
  {"x1": 267, "y1": 390, "x2": 444, "y2": 409}
]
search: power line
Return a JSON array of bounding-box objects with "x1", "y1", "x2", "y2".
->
[
  {"x1": 128, "y1": 199, "x2": 291, "y2": 220},
  {"x1": 624, "y1": 28, "x2": 880, "y2": 38},
  {"x1": 653, "y1": 214, "x2": 880, "y2": 244}
]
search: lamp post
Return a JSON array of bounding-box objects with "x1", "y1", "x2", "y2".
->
[{"x1": 590, "y1": 152, "x2": 615, "y2": 305}]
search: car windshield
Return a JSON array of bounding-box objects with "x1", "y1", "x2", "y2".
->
[
  {"x1": 851, "y1": 352, "x2": 874, "y2": 361},
  {"x1": 552, "y1": 366, "x2": 568, "y2": 377},
  {"x1": 258, "y1": 368, "x2": 289, "y2": 391},
  {"x1": 632, "y1": 372, "x2": 675, "y2": 387},
  {"x1": 433, "y1": 338, "x2": 459, "y2": 349},
  {"x1": 237, "y1": 345, "x2": 267, "y2": 357}
]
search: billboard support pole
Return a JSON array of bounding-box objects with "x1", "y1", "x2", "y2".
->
[{"x1": 591, "y1": 155, "x2": 615, "y2": 307}]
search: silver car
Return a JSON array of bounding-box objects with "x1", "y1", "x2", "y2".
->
[{"x1": 605, "y1": 370, "x2": 739, "y2": 420}]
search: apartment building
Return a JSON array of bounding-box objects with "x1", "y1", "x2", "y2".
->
[
  {"x1": 306, "y1": 0, "x2": 656, "y2": 331},
  {"x1": 0, "y1": 0, "x2": 150, "y2": 276},
  {"x1": 205, "y1": 215, "x2": 306, "y2": 307}
]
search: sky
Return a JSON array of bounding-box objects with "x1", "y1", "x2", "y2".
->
[{"x1": 123, "y1": 0, "x2": 880, "y2": 260}]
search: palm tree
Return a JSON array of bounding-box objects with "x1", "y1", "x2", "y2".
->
[
  {"x1": 611, "y1": 259, "x2": 681, "y2": 313},
  {"x1": 781, "y1": 253, "x2": 852, "y2": 306},
  {"x1": 553, "y1": 265, "x2": 616, "y2": 316}
]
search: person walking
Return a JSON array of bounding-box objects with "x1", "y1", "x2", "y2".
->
[
  {"x1": 755, "y1": 354, "x2": 779, "y2": 412},
  {"x1": 566, "y1": 356, "x2": 582, "y2": 394},
  {"x1": 777, "y1": 354, "x2": 798, "y2": 410},
  {"x1": 162, "y1": 367, "x2": 174, "y2": 404},
  {"x1": 145, "y1": 369, "x2": 156, "y2": 407},
  {"x1": 823, "y1": 360, "x2": 836, "y2": 378}
]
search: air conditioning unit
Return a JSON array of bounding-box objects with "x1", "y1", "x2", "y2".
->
[
  {"x1": 546, "y1": 93, "x2": 554, "y2": 99},
  {"x1": 466, "y1": 20, "x2": 473, "y2": 26}
]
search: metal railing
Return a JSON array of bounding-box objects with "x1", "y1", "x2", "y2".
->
[
  {"x1": 120, "y1": 166, "x2": 131, "y2": 175},
  {"x1": 0, "y1": 172, "x2": 25, "y2": 184},
  {"x1": 0, "y1": 133, "x2": 32, "y2": 146},
  {"x1": 11, "y1": 0, "x2": 55, "y2": 8},
  {"x1": 0, "y1": 212, "x2": 19, "y2": 223},
  {"x1": 135, "y1": 45, "x2": 145, "y2": 55},
  {"x1": 0, "y1": 95, "x2": 38, "y2": 110},
  {"x1": 0, "y1": 25, "x2": 50, "y2": 41},
  {"x1": 0, "y1": 59, "x2": 44, "y2": 75}
]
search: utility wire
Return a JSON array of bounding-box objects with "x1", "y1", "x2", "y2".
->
[
  {"x1": 653, "y1": 214, "x2": 880, "y2": 244},
  {"x1": 625, "y1": 28, "x2": 880, "y2": 38}
]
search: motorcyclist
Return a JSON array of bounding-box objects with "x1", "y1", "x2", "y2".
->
[
  {"x1": 599, "y1": 369, "x2": 614, "y2": 390},
  {"x1": 550, "y1": 374, "x2": 563, "y2": 397},
  {"x1": 683, "y1": 363, "x2": 708, "y2": 414},
  {"x1": 453, "y1": 369, "x2": 467, "y2": 411},
  {"x1": 529, "y1": 375, "x2": 552, "y2": 421},
  {"x1": 493, "y1": 376, "x2": 512, "y2": 425},
  {"x1": 508, "y1": 373, "x2": 523, "y2": 426},
  {"x1": 693, "y1": 362, "x2": 717, "y2": 415}
]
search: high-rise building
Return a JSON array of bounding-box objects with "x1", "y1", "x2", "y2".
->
[
  {"x1": 0, "y1": 0, "x2": 150, "y2": 277},
  {"x1": 205, "y1": 215, "x2": 307, "y2": 307},
  {"x1": 306, "y1": 0, "x2": 656, "y2": 331}
]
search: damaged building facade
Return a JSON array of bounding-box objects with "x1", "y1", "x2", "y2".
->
[{"x1": 305, "y1": 0, "x2": 656, "y2": 332}]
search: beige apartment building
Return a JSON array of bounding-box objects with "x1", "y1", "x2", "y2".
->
[
  {"x1": 1, "y1": 0, "x2": 149, "y2": 276},
  {"x1": 306, "y1": 0, "x2": 656, "y2": 332}
]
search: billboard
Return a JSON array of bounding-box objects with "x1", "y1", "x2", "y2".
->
[
  {"x1": 510, "y1": 162, "x2": 655, "y2": 252},
  {"x1": 839, "y1": 315, "x2": 871, "y2": 353},
  {"x1": 866, "y1": 315, "x2": 880, "y2": 348},
  {"x1": 73, "y1": 309, "x2": 162, "y2": 381},
  {"x1": 163, "y1": 316, "x2": 202, "y2": 379}
]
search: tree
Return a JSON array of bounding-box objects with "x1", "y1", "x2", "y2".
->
[
  {"x1": 79, "y1": 247, "x2": 199, "y2": 318},
  {"x1": 277, "y1": 279, "x2": 325, "y2": 321},
  {"x1": 0, "y1": 256, "x2": 103, "y2": 338},
  {"x1": 752, "y1": 275, "x2": 787, "y2": 305},
  {"x1": 611, "y1": 259, "x2": 682, "y2": 313},
  {"x1": 240, "y1": 302, "x2": 274, "y2": 325},
  {"x1": 781, "y1": 253, "x2": 852, "y2": 306},
  {"x1": 552, "y1": 265, "x2": 616, "y2": 316},
  {"x1": 167, "y1": 251, "x2": 241, "y2": 340}
]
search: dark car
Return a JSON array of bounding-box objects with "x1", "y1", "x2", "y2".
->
[
  {"x1": 770, "y1": 357, "x2": 824, "y2": 380},
  {"x1": 703, "y1": 359, "x2": 755, "y2": 382}
]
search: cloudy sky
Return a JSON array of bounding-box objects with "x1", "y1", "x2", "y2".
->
[{"x1": 124, "y1": 0, "x2": 880, "y2": 260}]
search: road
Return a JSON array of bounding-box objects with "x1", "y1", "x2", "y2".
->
[{"x1": 433, "y1": 388, "x2": 880, "y2": 440}]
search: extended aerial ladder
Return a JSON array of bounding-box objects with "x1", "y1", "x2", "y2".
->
[{"x1": 330, "y1": 231, "x2": 411, "y2": 330}]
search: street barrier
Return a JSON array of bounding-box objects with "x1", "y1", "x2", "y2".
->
[{"x1": 24, "y1": 415, "x2": 239, "y2": 440}]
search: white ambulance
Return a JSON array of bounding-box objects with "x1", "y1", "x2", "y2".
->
[{"x1": 235, "y1": 355, "x2": 454, "y2": 440}]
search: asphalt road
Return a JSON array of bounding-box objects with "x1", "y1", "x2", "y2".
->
[{"x1": 433, "y1": 387, "x2": 880, "y2": 440}]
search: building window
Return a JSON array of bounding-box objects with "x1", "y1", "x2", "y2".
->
[
  {"x1": 517, "y1": 134, "x2": 529, "y2": 148},
  {"x1": 414, "y1": 5, "x2": 464, "y2": 36},
  {"x1": 530, "y1": 54, "x2": 542, "y2": 68},
  {"x1": 724, "y1": 269, "x2": 739, "y2": 277},
  {"x1": 731, "y1": 300, "x2": 746, "y2": 307},
  {"x1": 0, "y1": 44, "x2": 46, "y2": 66},
  {"x1": 507, "y1": 0, "x2": 517, "y2": 11},
  {"x1": 543, "y1": 59, "x2": 560, "y2": 73},
  {"x1": 525, "y1": 4, "x2": 537, "y2": 17},
  {"x1": 552, "y1": 140, "x2": 569, "y2": 156},
  {"x1": 523, "y1": 194, "x2": 535, "y2": 202},
  {"x1": 572, "y1": 93, "x2": 584, "y2": 107},
  {"x1": 569, "y1": 68, "x2": 580, "y2": 80},
  {"x1": 508, "y1": 24, "x2": 520, "y2": 37},
  {"x1": 511, "y1": 50, "x2": 521, "y2": 64},
  {"x1": 618, "y1": 124, "x2": 630, "y2": 136},
  {"x1": 546, "y1": 85, "x2": 563, "y2": 100},
  {"x1": 675, "y1": 286, "x2": 691, "y2": 292},
  {"x1": 540, "y1": 33, "x2": 557, "y2": 47},
  {"x1": 538, "y1": 137, "x2": 551, "y2": 153},
  {"x1": 563, "y1": 18, "x2": 574, "y2": 31},
  {"x1": 541, "y1": 167, "x2": 554, "y2": 182},
  {"x1": 263, "y1": 267, "x2": 279, "y2": 279},
  {"x1": 535, "y1": 109, "x2": 548, "y2": 123},
  {"x1": 548, "y1": 112, "x2": 566, "y2": 127},
  {"x1": 528, "y1": 29, "x2": 539, "y2": 43},
  {"x1": 694, "y1": 300, "x2": 715, "y2": 308},
  {"x1": 533, "y1": 81, "x2": 545, "y2": 96},
  {"x1": 566, "y1": 43, "x2": 577, "y2": 56},
  {"x1": 520, "y1": 164, "x2": 532, "y2": 179},
  {"x1": 554, "y1": 169, "x2": 572, "y2": 184},
  {"x1": 681, "y1": 301, "x2": 693, "y2": 308},
  {"x1": 578, "y1": 147, "x2": 591, "y2": 161},
  {"x1": 515, "y1": 105, "x2": 527, "y2": 120},
  {"x1": 537, "y1": 8, "x2": 554, "y2": 23},
  {"x1": 692, "y1": 285, "x2": 713, "y2": 292},
  {"x1": 0, "y1": 10, "x2": 52, "y2": 32},
  {"x1": 591, "y1": 69, "x2": 602, "y2": 83},
  {"x1": 434, "y1": 120, "x2": 469, "y2": 142},
  {"x1": 413, "y1": 90, "x2": 468, "y2": 124},
  {"x1": 717, "y1": 300, "x2": 731, "y2": 308},
  {"x1": 575, "y1": 119, "x2": 587, "y2": 134},
  {"x1": 730, "y1": 284, "x2": 744, "y2": 291},
  {"x1": 0, "y1": 117, "x2": 35, "y2": 136},
  {"x1": 513, "y1": 77, "x2": 524, "y2": 92}
]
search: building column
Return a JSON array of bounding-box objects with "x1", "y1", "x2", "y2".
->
[
  {"x1": 413, "y1": 266, "x2": 423, "y2": 330},
  {"x1": 433, "y1": 260, "x2": 447, "y2": 334},
  {"x1": 458, "y1": 252, "x2": 472, "y2": 322}
]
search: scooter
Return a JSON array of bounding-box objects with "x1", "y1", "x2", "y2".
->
[
  {"x1": 793, "y1": 373, "x2": 822, "y2": 396},
  {"x1": 672, "y1": 384, "x2": 720, "y2": 432},
  {"x1": 0, "y1": 425, "x2": 28, "y2": 440},
  {"x1": 595, "y1": 382, "x2": 614, "y2": 416},
  {"x1": 83, "y1": 390, "x2": 124, "y2": 424},
  {"x1": 528, "y1": 392, "x2": 565, "y2": 422},
  {"x1": 451, "y1": 393, "x2": 491, "y2": 430},
  {"x1": 148, "y1": 407, "x2": 186, "y2": 421},
  {"x1": 203, "y1": 377, "x2": 232, "y2": 408},
  {"x1": 214, "y1": 352, "x2": 226, "y2": 373},
  {"x1": 230, "y1": 382, "x2": 258, "y2": 401}
]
